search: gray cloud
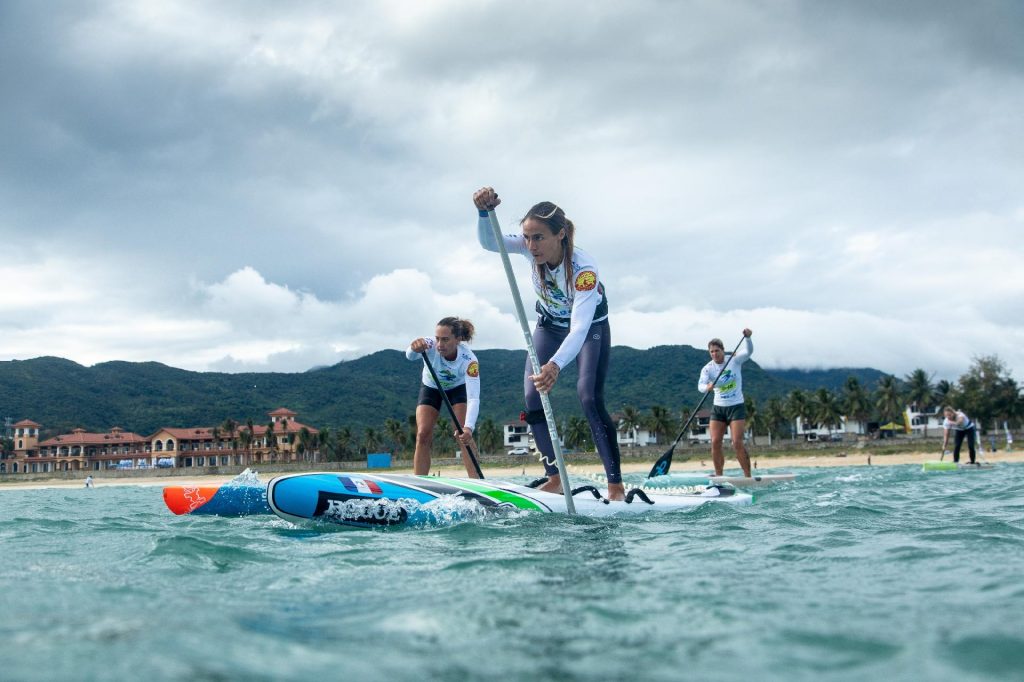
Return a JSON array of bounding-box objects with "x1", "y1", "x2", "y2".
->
[{"x1": 1, "y1": 1, "x2": 1021, "y2": 381}]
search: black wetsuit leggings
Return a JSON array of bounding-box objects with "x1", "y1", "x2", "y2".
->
[
  {"x1": 953, "y1": 427, "x2": 977, "y2": 464},
  {"x1": 525, "y1": 318, "x2": 622, "y2": 484}
]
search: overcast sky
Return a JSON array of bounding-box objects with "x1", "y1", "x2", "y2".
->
[{"x1": 2, "y1": 0, "x2": 1022, "y2": 383}]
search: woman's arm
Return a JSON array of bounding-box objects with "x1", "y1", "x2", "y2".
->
[{"x1": 464, "y1": 361, "x2": 481, "y2": 431}]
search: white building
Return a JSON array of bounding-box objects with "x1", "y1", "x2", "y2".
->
[
  {"x1": 503, "y1": 421, "x2": 533, "y2": 450},
  {"x1": 905, "y1": 406, "x2": 944, "y2": 436}
]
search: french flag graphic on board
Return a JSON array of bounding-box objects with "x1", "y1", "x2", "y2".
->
[{"x1": 339, "y1": 476, "x2": 382, "y2": 494}]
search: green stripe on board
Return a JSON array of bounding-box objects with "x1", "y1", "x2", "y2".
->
[{"x1": 430, "y1": 477, "x2": 545, "y2": 511}]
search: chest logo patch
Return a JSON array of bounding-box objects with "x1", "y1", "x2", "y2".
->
[{"x1": 574, "y1": 271, "x2": 597, "y2": 291}]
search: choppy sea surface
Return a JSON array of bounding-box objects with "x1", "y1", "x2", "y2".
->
[{"x1": 2, "y1": 463, "x2": 1023, "y2": 681}]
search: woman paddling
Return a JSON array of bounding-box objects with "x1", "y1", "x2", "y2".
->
[
  {"x1": 473, "y1": 187, "x2": 624, "y2": 501},
  {"x1": 406, "y1": 317, "x2": 481, "y2": 478},
  {"x1": 941, "y1": 406, "x2": 978, "y2": 464},
  {"x1": 698, "y1": 330, "x2": 754, "y2": 478}
]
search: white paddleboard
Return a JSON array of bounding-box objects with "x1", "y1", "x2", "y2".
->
[{"x1": 707, "y1": 473, "x2": 796, "y2": 487}]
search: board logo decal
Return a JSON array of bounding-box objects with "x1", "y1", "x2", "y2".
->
[
  {"x1": 574, "y1": 271, "x2": 597, "y2": 291},
  {"x1": 466, "y1": 361, "x2": 479, "y2": 377},
  {"x1": 315, "y1": 491, "x2": 407, "y2": 526}
]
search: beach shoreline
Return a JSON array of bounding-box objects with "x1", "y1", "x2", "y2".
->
[{"x1": 2, "y1": 449, "x2": 1021, "y2": 491}]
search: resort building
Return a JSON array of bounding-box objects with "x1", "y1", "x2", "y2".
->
[{"x1": 0, "y1": 408, "x2": 320, "y2": 475}]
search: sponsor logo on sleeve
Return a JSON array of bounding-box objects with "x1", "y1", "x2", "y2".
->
[
  {"x1": 574, "y1": 270, "x2": 597, "y2": 291},
  {"x1": 466, "y1": 361, "x2": 479, "y2": 377}
]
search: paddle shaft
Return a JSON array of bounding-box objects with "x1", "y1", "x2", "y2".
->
[
  {"x1": 647, "y1": 335, "x2": 747, "y2": 478},
  {"x1": 485, "y1": 209, "x2": 576, "y2": 514},
  {"x1": 420, "y1": 351, "x2": 484, "y2": 479}
]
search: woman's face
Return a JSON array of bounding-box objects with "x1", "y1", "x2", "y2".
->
[
  {"x1": 522, "y1": 218, "x2": 566, "y2": 268},
  {"x1": 709, "y1": 345, "x2": 725, "y2": 363},
  {"x1": 435, "y1": 325, "x2": 458, "y2": 359}
]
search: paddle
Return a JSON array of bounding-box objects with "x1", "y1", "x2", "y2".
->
[
  {"x1": 646, "y1": 335, "x2": 746, "y2": 479},
  {"x1": 484, "y1": 208, "x2": 576, "y2": 514},
  {"x1": 419, "y1": 351, "x2": 484, "y2": 479}
]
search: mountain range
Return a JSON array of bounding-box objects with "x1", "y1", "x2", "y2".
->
[{"x1": 0, "y1": 348, "x2": 887, "y2": 437}]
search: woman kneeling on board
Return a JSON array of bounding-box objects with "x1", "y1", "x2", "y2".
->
[
  {"x1": 473, "y1": 187, "x2": 625, "y2": 501},
  {"x1": 699, "y1": 330, "x2": 754, "y2": 478},
  {"x1": 407, "y1": 317, "x2": 482, "y2": 478},
  {"x1": 941, "y1": 406, "x2": 977, "y2": 464}
]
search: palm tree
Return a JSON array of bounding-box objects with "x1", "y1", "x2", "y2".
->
[
  {"x1": 407, "y1": 414, "x2": 418, "y2": 453},
  {"x1": 875, "y1": 376, "x2": 904, "y2": 427},
  {"x1": 618, "y1": 405, "x2": 644, "y2": 445},
  {"x1": 564, "y1": 416, "x2": 591, "y2": 450},
  {"x1": 265, "y1": 421, "x2": 278, "y2": 461},
  {"x1": 786, "y1": 389, "x2": 811, "y2": 440},
  {"x1": 316, "y1": 427, "x2": 330, "y2": 463},
  {"x1": 221, "y1": 418, "x2": 239, "y2": 453},
  {"x1": 384, "y1": 418, "x2": 406, "y2": 457},
  {"x1": 476, "y1": 418, "x2": 502, "y2": 455},
  {"x1": 745, "y1": 397, "x2": 760, "y2": 445},
  {"x1": 842, "y1": 377, "x2": 872, "y2": 435},
  {"x1": 933, "y1": 379, "x2": 954, "y2": 410},
  {"x1": 763, "y1": 397, "x2": 789, "y2": 444},
  {"x1": 362, "y1": 427, "x2": 382, "y2": 455},
  {"x1": 238, "y1": 428, "x2": 253, "y2": 464},
  {"x1": 334, "y1": 426, "x2": 353, "y2": 462},
  {"x1": 432, "y1": 419, "x2": 454, "y2": 456},
  {"x1": 904, "y1": 369, "x2": 934, "y2": 412},
  {"x1": 244, "y1": 418, "x2": 256, "y2": 462},
  {"x1": 812, "y1": 388, "x2": 844, "y2": 439},
  {"x1": 646, "y1": 406, "x2": 677, "y2": 445},
  {"x1": 297, "y1": 426, "x2": 312, "y2": 461}
]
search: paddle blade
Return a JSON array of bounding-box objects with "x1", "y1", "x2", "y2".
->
[{"x1": 646, "y1": 445, "x2": 676, "y2": 479}]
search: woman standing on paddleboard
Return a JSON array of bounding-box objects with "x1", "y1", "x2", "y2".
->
[
  {"x1": 698, "y1": 330, "x2": 754, "y2": 478},
  {"x1": 941, "y1": 406, "x2": 977, "y2": 464},
  {"x1": 406, "y1": 317, "x2": 481, "y2": 478},
  {"x1": 473, "y1": 187, "x2": 624, "y2": 501}
]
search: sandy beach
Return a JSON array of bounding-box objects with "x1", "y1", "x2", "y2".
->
[{"x1": 3, "y1": 448, "x2": 1021, "y2": 491}]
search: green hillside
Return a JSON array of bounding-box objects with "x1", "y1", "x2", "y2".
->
[{"x1": 0, "y1": 348, "x2": 886, "y2": 438}]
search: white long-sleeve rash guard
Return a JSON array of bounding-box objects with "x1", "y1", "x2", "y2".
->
[
  {"x1": 477, "y1": 214, "x2": 607, "y2": 369},
  {"x1": 406, "y1": 338, "x2": 481, "y2": 430},
  {"x1": 697, "y1": 337, "x2": 754, "y2": 407}
]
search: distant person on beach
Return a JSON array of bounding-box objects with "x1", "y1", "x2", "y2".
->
[
  {"x1": 698, "y1": 329, "x2": 754, "y2": 477},
  {"x1": 941, "y1": 406, "x2": 977, "y2": 464},
  {"x1": 406, "y1": 317, "x2": 481, "y2": 478},
  {"x1": 474, "y1": 186, "x2": 624, "y2": 501},
  {"x1": 84, "y1": 475, "x2": 94, "y2": 488}
]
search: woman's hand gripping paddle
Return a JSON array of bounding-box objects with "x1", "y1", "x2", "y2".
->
[{"x1": 646, "y1": 336, "x2": 746, "y2": 479}]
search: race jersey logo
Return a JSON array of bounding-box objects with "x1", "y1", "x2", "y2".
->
[
  {"x1": 466, "y1": 361, "x2": 479, "y2": 378},
  {"x1": 575, "y1": 270, "x2": 597, "y2": 291}
]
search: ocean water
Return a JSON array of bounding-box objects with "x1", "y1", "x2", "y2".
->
[{"x1": 2, "y1": 464, "x2": 1023, "y2": 682}]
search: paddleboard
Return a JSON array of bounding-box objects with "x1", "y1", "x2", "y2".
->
[
  {"x1": 708, "y1": 473, "x2": 797, "y2": 487},
  {"x1": 267, "y1": 472, "x2": 753, "y2": 528},
  {"x1": 163, "y1": 482, "x2": 271, "y2": 515},
  {"x1": 922, "y1": 461, "x2": 994, "y2": 472},
  {"x1": 643, "y1": 473, "x2": 717, "y2": 487}
]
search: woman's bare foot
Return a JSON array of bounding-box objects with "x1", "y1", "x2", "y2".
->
[
  {"x1": 607, "y1": 482, "x2": 625, "y2": 501},
  {"x1": 538, "y1": 474, "x2": 561, "y2": 494}
]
